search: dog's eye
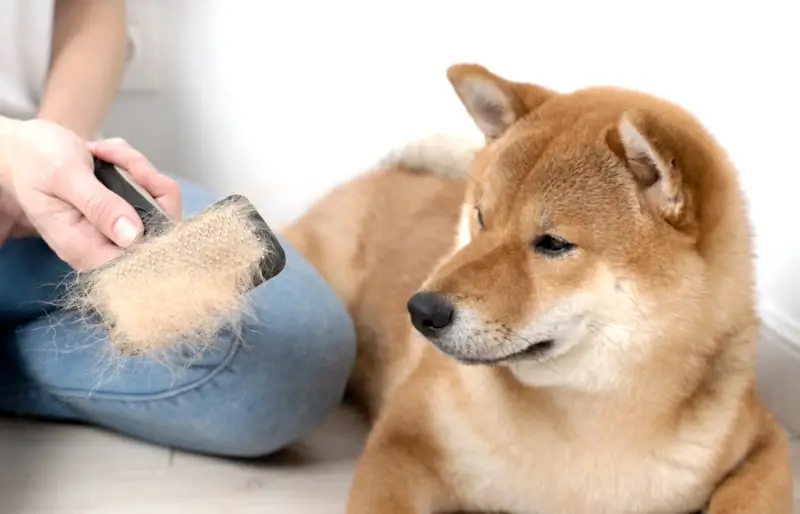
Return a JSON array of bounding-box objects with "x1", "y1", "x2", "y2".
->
[
  {"x1": 533, "y1": 234, "x2": 575, "y2": 257},
  {"x1": 474, "y1": 207, "x2": 484, "y2": 230}
]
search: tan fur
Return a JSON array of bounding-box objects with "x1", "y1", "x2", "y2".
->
[
  {"x1": 283, "y1": 64, "x2": 793, "y2": 514},
  {"x1": 68, "y1": 197, "x2": 274, "y2": 357}
]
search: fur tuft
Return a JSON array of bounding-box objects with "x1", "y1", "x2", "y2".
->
[
  {"x1": 377, "y1": 133, "x2": 482, "y2": 179},
  {"x1": 62, "y1": 197, "x2": 272, "y2": 360}
]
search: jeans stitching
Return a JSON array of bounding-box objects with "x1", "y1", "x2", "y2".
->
[{"x1": 37, "y1": 336, "x2": 243, "y2": 403}]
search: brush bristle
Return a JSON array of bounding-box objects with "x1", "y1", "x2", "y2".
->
[{"x1": 65, "y1": 196, "x2": 275, "y2": 357}]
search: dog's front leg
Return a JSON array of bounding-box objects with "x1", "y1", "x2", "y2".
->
[
  {"x1": 706, "y1": 416, "x2": 793, "y2": 513},
  {"x1": 346, "y1": 428, "x2": 453, "y2": 514}
]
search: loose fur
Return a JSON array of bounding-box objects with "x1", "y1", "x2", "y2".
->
[
  {"x1": 66, "y1": 197, "x2": 274, "y2": 358},
  {"x1": 283, "y1": 64, "x2": 793, "y2": 513}
]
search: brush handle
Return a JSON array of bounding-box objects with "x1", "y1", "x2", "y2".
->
[{"x1": 93, "y1": 157, "x2": 170, "y2": 235}]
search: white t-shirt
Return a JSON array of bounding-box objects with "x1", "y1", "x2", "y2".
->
[{"x1": 0, "y1": 0, "x2": 54, "y2": 120}]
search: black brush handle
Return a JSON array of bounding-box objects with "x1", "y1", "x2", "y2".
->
[{"x1": 93, "y1": 157, "x2": 170, "y2": 235}]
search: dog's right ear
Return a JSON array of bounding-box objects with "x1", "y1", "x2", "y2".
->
[{"x1": 447, "y1": 64, "x2": 555, "y2": 139}]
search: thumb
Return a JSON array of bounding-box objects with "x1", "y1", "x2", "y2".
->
[{"x1": 58, "y1": 169, "x2": 144, "y2": 248}]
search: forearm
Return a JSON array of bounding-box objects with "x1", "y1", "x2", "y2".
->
[{"x1": 36, "y1": 0, "x2": 128, "y2": 140}]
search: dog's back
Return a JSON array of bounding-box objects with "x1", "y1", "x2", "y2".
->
[{"x1": 282, "y1": 135, "x2": 478, "y2": 414}]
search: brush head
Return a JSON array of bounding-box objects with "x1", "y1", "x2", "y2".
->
[{"x1": 67, "y1": 194, "x2": 286, "y2": 356}]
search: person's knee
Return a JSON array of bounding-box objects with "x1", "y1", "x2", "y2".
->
[
  {"x1": 212, "y1": 262, "x2": 355, "y2": 457},
  {"x1": 49, "y1": 282, "x2": 355, "y2": 458},
  {"x1": 207, "y1": 246, "x2": 355, "y2": 456}
]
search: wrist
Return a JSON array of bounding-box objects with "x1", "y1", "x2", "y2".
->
[{"x1": 34, "y1": 113, "x2": 93, "y2": 142}]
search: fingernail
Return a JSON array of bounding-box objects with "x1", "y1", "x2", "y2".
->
[{"x1": 113, "y1": 217, "x2": 140, "y2": 246}]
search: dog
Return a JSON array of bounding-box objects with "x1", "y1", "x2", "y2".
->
[{"x1": 282, "y1": 63, "x2": 793, "y2": 513}]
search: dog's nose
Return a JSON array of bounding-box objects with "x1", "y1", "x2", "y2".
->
[{"x1": 407, "y1": 291, "x2": 454, "y2": 337}]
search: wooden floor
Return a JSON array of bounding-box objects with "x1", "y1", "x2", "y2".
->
[
  {"x1": 0, "y1": 409, "x2": 797, "y2": 513},
  {"x1": 0, "y1": 408, "x2": 368, "y2": 514}
]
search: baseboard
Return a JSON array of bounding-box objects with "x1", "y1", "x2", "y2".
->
[{"x1": 756, "y1": 304, "x2": 800, "y2": 437}]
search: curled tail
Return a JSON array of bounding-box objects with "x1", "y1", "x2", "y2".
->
[{"x1": 377, "y1": 133, "x2": 483, "y2": 180}]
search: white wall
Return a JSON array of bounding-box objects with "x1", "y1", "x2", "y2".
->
[{"x1": 105, "y1": 0, "x2": 800, "y2": 344}]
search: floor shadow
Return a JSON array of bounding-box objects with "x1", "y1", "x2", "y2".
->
[{"x1": 0, "y1": 415, "x2": 49, "y2": 512}]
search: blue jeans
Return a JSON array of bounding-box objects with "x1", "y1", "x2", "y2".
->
[{"x1": 0, "y1": 180, "x2": 355, "y2": 457}]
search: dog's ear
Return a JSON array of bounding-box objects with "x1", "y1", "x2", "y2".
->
[
  {"x1": 447, "y1": 64, "x2": 554, "y2": 139},
  {"x1": 607, "y1": 109, "x2": 690, "y2": 227}
]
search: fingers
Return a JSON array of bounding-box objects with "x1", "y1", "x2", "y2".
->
[
  {"x1": 54, "y1": 217, "x2": 123, "y2": 271},
  {"x1": 53, "y1": 164, "x2": 145, "y2": 248},
  {"x1": 51, "y1": 216, "x2": 123, "y2": 271},
  {"x1": 37, "y1": 136, "x2": 182, "y2": 270},
  {"x1": 89, "y1": 138, "x2": 182, "y2": 221},
  {"x1": 23, "y1": 198, "x2": 124, "y2": 272},
  {"x1": 69, "y1": 219, "x2": 124, "y2": 271}
]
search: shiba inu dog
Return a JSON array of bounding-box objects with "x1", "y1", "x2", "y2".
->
[{"x1": 283, "y1": 63, "x2": 793, "y2": 514}]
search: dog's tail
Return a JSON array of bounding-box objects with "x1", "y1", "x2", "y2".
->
[{"x1": 377, "y1": 133, "x2": 482, "y2": 180}]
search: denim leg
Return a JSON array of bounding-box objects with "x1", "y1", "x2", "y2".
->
[{"x1": 0, "y1": 180, "x2": 356, "y2": 457}]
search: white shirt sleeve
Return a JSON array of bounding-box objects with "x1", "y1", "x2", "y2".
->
[{"x1": 0, "y1": 0, "x2": 55, "y2": 121}]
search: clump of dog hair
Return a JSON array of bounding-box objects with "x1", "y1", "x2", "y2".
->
[{"x1": 63, "y1": 196, "x2": 272, "y2": 358}]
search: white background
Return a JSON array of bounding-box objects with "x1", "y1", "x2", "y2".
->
[{"x1": 105, "y1": 0, "x2": 800, "y2": 347}]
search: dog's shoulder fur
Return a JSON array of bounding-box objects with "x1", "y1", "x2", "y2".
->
[{"x1": 283, "y1": 64, "x2": 793, "y2": 514}]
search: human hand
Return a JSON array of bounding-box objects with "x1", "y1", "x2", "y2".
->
[{"x1": 0, "y1": 119, "x2": 181, "y2": 270}]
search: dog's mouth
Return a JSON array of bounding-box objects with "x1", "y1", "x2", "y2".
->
[{"x1": 448, "y1": 339, "x2": 556, "y2": 366}]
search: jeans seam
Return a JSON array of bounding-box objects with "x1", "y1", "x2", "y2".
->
[{"x1": 39, "y1": 336, "x2": 243, "y2": 402}]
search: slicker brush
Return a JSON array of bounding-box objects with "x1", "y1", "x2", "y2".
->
[{"x1": 64, "y1": 158, "x2": 287, "y2": 357}]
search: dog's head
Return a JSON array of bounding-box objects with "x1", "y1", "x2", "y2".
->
[{"x1": 407, "y1": 64, "x2": 752, "y2": 391}]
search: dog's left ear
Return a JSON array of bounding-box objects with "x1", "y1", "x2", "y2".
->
[
  {"x1": 608, "y1": 109, "x2": 690, "y2": 227},
  {"x1": 447, "y1": 63, "x2": 555, "y2": 139}
]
